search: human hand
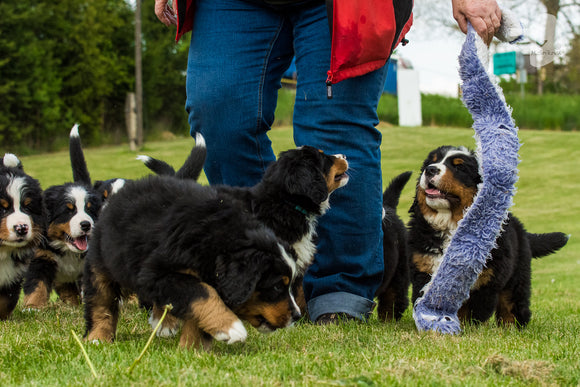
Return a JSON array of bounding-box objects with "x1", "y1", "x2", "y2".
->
[
  {"x1": 155, "y1": 0, "x2": 177, "y2": 27},
  {"x1": 452, "y1": 0, "x2": 502, "y2": 45}
]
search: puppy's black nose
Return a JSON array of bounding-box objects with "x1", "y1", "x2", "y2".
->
[
  {"x1": 425, "y1": 165, "x2": 440, "y2": 178},
  {"x1": 292, "y1": 308, "x2": 302, "y2": 322},
  {"x1": 80, "y1": 221, "x2": 92, "y2": 232},
  {"x1": 14, "y1": 224, "x2": 29, "y2": 236}
]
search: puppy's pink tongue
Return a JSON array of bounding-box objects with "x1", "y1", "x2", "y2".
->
[
  {"x1": 425, "y1": 188, "x2": 441, "y2": 196},
  {"x1": 73, "y1": 236, "x2": 88, "y2": 251}
]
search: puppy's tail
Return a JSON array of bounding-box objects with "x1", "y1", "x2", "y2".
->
[
  {"x1": 137, "y1": 132, "x2": 206, "y2": 181},
  {"x1": 175, "y1": 132, "x2": 206, "y2": 180},
  {"x1": 69, "y1": 124, "x2": 92, "y2": 185},
  {"x1": 528, "y1": 232, "x2": 569, "y2": 258},
  {"x1": 383, "y1": 171, "x2": 412, "y2": 209},
  {"x1": 136, "y1": 155, "x2": 176, "y2": 176},
  {"x1": 2, "y1": 153, "x2": 23, "y2": 170}
]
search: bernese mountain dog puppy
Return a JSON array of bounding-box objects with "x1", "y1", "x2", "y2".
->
[
  {"x1": 408, "y1": 145, "x2": 569, "y2": 327},
  {"x1": 375, "y1": 171, "x2": 412, "y2": 322},
  {"x1": 82, "y1": 174, "x2": 302, "y2": 350},
  {"x1": 0, "y1": 154, "x2": 45, "y2": 320},
  {"x1": 23, "y1": 125, "x2": 101, "y2": 308},
  {"x1": 139, "y1": 136, "x2": 349, "y2": 312},
  {"x1": 93, "y1": 178, "x2": 126, "y2": 207}
]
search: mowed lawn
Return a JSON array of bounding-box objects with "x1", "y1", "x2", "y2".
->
[{"x1": 2, "y1": 124, "x2": 579, "y2": 386}]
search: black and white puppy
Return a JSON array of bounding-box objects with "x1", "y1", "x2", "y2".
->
[
  {"x1": 375, "y1": 171, "x2": 411, "y2": 322},
  {"x1": 83, "y1": 174, "x2": 301, "y2": 350},
  {"x1": 0, "y1": 154, "x2": 45, "y2": 319},
  {"x1": 139, "y1": 136, "x2": 350, "y2": 312},
  {"x1": 408, "y1": 145, "x2": 569, "y2": 327},
  {"x1": 23, "y1": 125, "x2": 101, "y2": 308}
]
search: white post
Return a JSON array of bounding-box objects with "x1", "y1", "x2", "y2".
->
[{"x1": 397, "y1": 69, "x2": 422, "y2": 127}]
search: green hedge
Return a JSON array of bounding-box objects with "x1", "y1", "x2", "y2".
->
[
  {"x1": 276, "y1": 88, "x2": 579, "y2": 131},
  {"x1": 378, "y1": 93, "x2": 579, "y2": 131}
]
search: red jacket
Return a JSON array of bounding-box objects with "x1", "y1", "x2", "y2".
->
[{"x1": 175, "y1": 0, "x2": 413, "y2": 89}]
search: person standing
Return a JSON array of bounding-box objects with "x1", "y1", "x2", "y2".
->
[{"x1": 154, "y1": 0, "x2": 501, "y2": 323}]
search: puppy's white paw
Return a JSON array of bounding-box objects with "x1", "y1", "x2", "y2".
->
[
  {"x1": 21, "y1": 307, "x2": 39, "y2": 313},
  {"x1": 213, "y1": 320, "x2": 247, "y2": 344},
  {"x1": 148, "y1": 315, "x2": 178, "y2": 338},
  {"x1": 157, "y1": 326, "x2": 179, "y2": 338}
]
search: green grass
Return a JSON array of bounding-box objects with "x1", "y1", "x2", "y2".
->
[{"x1": 2, "y1": 125, "x2": 579, "y2": 386}]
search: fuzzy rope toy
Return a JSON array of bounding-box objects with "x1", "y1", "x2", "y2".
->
[{"x1": 412, "y1": 11, "x2": 524, "y2": 334}]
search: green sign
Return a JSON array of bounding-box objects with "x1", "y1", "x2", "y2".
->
[{"x1": 493, "y1": 51, "x2": 517, "y2": 75}]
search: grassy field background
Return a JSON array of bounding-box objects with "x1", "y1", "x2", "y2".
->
[{"x1": 1, "y1": 124, "x2": 578, "y2": 386}]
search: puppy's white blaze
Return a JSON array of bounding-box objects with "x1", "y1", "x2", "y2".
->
[
  {"x1": 290, "y1": 222, "x2": 317, "y2": 273},
  {"x1": 70, "y1": 123, "x2": 80, "y2": 138},
  {"x1": 277, "y1": 243, "x2": 296, "y2": 276},
  {"x1": 3, "y1": 153, "x2": 20, "y2": 168},
  {"x1": 136, "y1": 155, "x2": 151, "y2": 163},
  {"x1": 422, "y1": 148, "x2": 472, "y2": 190},
  {"x1": 110, "y1": 179, "x2": 126, "y2": 195},
  {"x1": 194, "y1": 132, "x2": 206, "y2": 148},
  {"x1": 277, "y1": 243, "x2": 301, "y2": 321},
  {"x1": 5, "y1": 177, "x2": 33, "y2": 243},
  {"x1": 67, "y1": 187, "x2": 94, "y2": 238}
]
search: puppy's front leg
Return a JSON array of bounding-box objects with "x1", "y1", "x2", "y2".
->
[
  {"x1": 22, "y1": 248, "x2": 57, "y2": 310},
  {"x1": 191, "y1": 283, "x2": 247, "y2": 345},
  {"x1": 179, "y1": 319, "x2": 213, "y2": 350}
]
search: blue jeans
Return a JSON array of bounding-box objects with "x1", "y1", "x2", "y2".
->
[{"x1": 185, "y1": 0, "x2": 387, "y2": 321}]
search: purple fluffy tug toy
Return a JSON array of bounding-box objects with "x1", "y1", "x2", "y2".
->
[{"x1": 412, "y1": 11, "x2": 524, "y2": 334}]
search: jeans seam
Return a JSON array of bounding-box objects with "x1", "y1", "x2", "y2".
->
[{"x1": 255, "y1": 18, "x2": 285, "y2": 173}]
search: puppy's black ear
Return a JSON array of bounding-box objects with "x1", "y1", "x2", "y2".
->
[
  {"x1": 214, "y1": 254, "x2": 263, "y2": 307},
  {"x1": 280, "y1": 161, "x2": 328, "y2": 205},
  {"x1": 214, "y1": 228, "x2": 279, "y2": 308}
]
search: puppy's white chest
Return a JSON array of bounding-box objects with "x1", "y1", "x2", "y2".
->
[{"x1": 55, "y1": 251, "x2": 84, "y2": 283}]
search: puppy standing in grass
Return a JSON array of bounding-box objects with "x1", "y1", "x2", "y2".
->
[
  {"x1": 83, "y1": 172, "x2": 302, "y2": 350},
  {"x1": 0, "y1": 154, "x2": 44, "y2": 320},
  {"x1": 23, "y1": 125, "x2": 101, "y2": 309},
  {"x1": 139, "y1": 138, "x2": 350, "y2": 314},
  {"x1": 409, "y1": 145, "x2": 569, "y2": 327}
]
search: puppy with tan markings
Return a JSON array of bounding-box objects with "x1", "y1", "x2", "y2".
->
[
  {"x1": 83, "y1": 174, "x2": 301, "y2": 350},
  {"x1": 0, "y1": 154, "x2": 45, "y2": 319},
  {"x1": 23, "y1": 124, "x2": 101, "y2": 309},
  {"x1": 408, "y1": 145, "x2": 569, "y2": 327},
  {"x1": 140, "y1": 138, "x2": 349, "y2": 313}
]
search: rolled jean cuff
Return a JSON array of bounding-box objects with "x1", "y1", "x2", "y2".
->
[{"x1": 307, "y1": 292, "x2": 376, "y2": 322}]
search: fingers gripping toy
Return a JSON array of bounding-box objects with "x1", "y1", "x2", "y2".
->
[{"x1": 412, "y1": 11, "x2": 524, "y2": 334}]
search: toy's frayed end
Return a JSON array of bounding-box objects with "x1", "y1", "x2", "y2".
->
[
  {"x1": 413, "y1": 303, "x2": 461, "y2": 334},
  {"x1": 495, "y1": 8, "x2": 525, "y2": 43}
]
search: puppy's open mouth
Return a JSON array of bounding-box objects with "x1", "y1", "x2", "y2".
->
[
  {"x1": 66, "y1": 234, "x2": 89, "y2": 252},
  {"x1": 424, "y1": 183, "x2": 458, "y2": 201},
  {"x1": 334, "y1": 172, "x2": 348, "y2": 183},
  {"x1": 425, "y1": 183, "x2": 445, "y2": 199}
]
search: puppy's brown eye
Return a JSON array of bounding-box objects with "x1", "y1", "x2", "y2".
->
[
  {"x1": 0, "y1": 199, "x2": 9, "y2": 209},
  {"x1": 67, "y1": 203, "x2": 74, "y2": 211},
  {"x1": 282, "y1": 276, "x2": 290, "y2": 286},
  {"x1": 87, "y1": 202, "x2": 92, "y2": 209},
  {"x1": 23, "y1": 197, "x2": 32, "y2": 206},
  {"x1": 453, "y1": 158, "x2": 464, "y2": 166}
]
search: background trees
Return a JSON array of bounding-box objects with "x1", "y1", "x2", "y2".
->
[
  {"x1": 0, "y1": 0, "x2": 188, "y2": 152},
  {"x1": 0, "y1": 0, "x2": 578, "y2": 152}
]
